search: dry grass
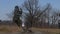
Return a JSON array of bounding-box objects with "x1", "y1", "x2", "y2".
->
[
  {"x1": 0, "y1": 25, "x2": 22, "y2": 32},
  {"x1": 0, "y1": 25, "x2": 60, "y2": 34},
  {"x1": 31, "y1": 27, "x2": 60, "y2": 34}
]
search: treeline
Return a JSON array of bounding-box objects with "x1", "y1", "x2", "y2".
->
[{"x1": 7, "y1": 0, "x2": 60, "y2": 29}]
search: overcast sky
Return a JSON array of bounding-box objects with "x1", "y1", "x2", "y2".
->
[{"x1": 0, "y1": 0, "x2": 60, "y2": 20}]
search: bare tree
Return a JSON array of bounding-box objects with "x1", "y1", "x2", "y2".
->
[
  {"x1": 23, "y1": 0, "x2": 51, "y2": 32},
  {"x1": 50, "y1": 10, "x2": 59, "y2": 28},
  {"x1": 52, "y1": 12, "x2": 58, "y2": 24},
  {"x1": 23, "y1": 0, "x2": 40, "y2": 32}
]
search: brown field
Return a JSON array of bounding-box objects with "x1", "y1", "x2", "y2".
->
[
  {"x1": 0, "y1": 25, "x2": 22, "y2": 32},
  {"x1": 31, "y1": 27, "x2": 60, "y2": 34},
  {"x1": 0, "y1": 25, "x2": 60, "y2": 34}
]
